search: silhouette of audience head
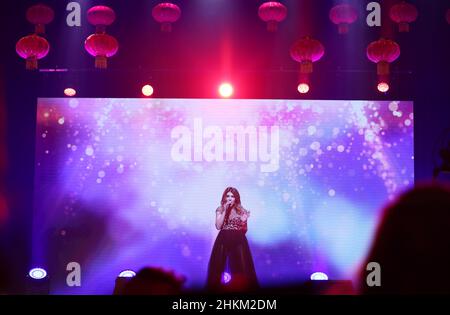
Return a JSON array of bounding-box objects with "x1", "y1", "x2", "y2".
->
[
  {"x1": 218, "y1": 273, "x2": 254, "y2": 294},
  {"x1": 359, "y1": 182, "x2": 450, "y2": 294},
  {"x1": 120, "y1": 266, "x2": 185, "y2": 295}
]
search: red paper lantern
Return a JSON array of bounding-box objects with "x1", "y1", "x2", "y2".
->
[
  {"x1": 16, "y1": 34, "x2": 49, "y2": 70},
  {"x1": 446, "y1": 9, "x2": 450, "y2": 24},
  {"x1": 329, "y1": 4, "x2": 358, "y2": 34},
  {"x1": 258, "y1": 2, "x2": 287, "y2": 32},
  {"x1": 367, "y1": 38, "x2": 400, "y2": 76},
  {"x1": 290, "y1": 37, "x2": 324, "y2": 94},
  {"x1": 290, "y1": 37, "x2": 325, "y2": 74},
  {"x1": 389, "y1": 1, "x2": 418, "y2": 32},
  {"x1": 84, "y1": 33, "x2": 119, "y2": 69},
  {"x1": 152, "y1": 3, "x2": 181, "y2": 32},
  {"x1": 26, "y1": 4, "x2": 54, "y2": 35},
  {"x1": 87, "y1": 6, "x2": 116, "y2": 34}
]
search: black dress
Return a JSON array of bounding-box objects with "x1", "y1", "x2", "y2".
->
[{"x1": 206, "y1": 207, "x2": 259, "y2": 292}]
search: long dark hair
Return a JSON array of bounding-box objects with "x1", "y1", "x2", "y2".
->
[{"x1": 220, "y1": 187, "x2": 244, "y2": 216}]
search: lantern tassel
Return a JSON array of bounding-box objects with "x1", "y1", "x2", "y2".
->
[
  {"x1": 95, "y1": 25, "x2": 107, "y2": 34},
  {"x1": 34, "y1": 24, "x2": 45, "y2": 35},
  {"x1": 338, "y1": 23, "x2": 349, "y2": 34},
  {"x1": 26, "y1": 56, "x2": 38, "y2": 70},
  {"x1": 161, "y1": 22, "x2": 172, "y2": 32},
  {"x1": 95, "y1": 55, "x2": 107, "y2": 69},
  {"x1": 267, "y1": 20, "x2": 278, "y2": 32},
  {"x1": 377, "y1": 61, "x2": 390, "y2": 76},
  {"x1": 398, "y1": 22, "x2": 410, "y2": 33},
  {"x1": 300, "y1": 61, "x2": 313, "y2": 74}
]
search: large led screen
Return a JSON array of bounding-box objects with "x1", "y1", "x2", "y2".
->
[{"x1": 32, "y1": 98, "x2": 414, "y2": 294}]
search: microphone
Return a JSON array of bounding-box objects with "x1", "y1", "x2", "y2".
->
[{"x1": 224, "y1": 201, "x2": 233, "y2": 216}]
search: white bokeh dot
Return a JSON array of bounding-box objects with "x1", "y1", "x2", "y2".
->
[
  {"x1": 365, "y1": 130, "x2": 375, "y2": 142},
  {"x1": 182, "y1": 246, "x2": 191, "y2": 257},
  {"x1": 69, "y1": 99, "x2": 79, "y2": 108},
  {"x1": 389, "y1": 102, "x2": 399, "y2": 112},
  {"x1": 85, "y1": 145, "x2": 94, "y2": 156},
  {"x1": 310, "y1": 141, "x2": 321, "y2": 151}
]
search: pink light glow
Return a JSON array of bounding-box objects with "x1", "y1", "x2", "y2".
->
[
  {"x1": 64, "y1": 88, "x2": 76, "y2": 97},
  {"x1": 141, "y1": 84, "x2": 154, "y2": 97},
  {"x1": 218, "y1": 83, "x2": 233, "y2": 98},
  {"x1": 377, "y1": 82, "x2": 389, "y2": 93},
  {"x1": 297, "y1": 83, "x2": 310, "y2": 94}
]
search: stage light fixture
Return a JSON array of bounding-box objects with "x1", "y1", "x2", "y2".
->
[
  {"x1": 142, "y1": 84, "x2": 154, "y2": 97},
  {"x1": 218, "y1": 83, "x2": 233, "y2": 98},
  {"x1": 310, "y1": 272, "x2": 328, "y2": 281},
  {"x1": 297, "y1": 72, "x2": 310, "y2": 94},
  {"x1": 27, "y1": 268, "x2": 50, "y2": 294},
  {"x1": 118, "y1": 270, "x2": 136, "y2": 278},
  {"x1": 64, "y1": 87, "x2": 76, "y2": 97},
  {"x1": 29, "y1": 268, "x2": 47, "y2": 280},
  {"x1": 377, "y1": 81, "x2": 389, "y2": 93},
  {"x1": 221, "y1": 272, "x2": 232, "y2": 284},
  {"x1": 297, "y1": 83, "x2": 310, "y2": 94},
  {"x1": 113, "y1": 270, "x2": 136, "y2": 294}
]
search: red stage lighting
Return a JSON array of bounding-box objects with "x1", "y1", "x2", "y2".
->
[
  {"x1": 377, "y1": 81, "x2": 389, "y2": 93},
  {"x1": 297, "y1": 73, "x2": 310, "y2": 94},
  {"x1": 297, "y1": 83, "x2": 310, "y2": 94},
  {"x1": 142, "y1": 84, "x2": 154, "y2": 97},
  {"x1": 64, "y1": 88, "x2": 76, "y2": 97},
  {"x1": 218, "y1": 83, "x2": 233, "y2": 98}
]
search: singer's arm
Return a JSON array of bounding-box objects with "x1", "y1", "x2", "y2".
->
[
  {"x1": 242, "y1": 208, "x2": 250, "y2": 222},
  {"x1": 215, "y1": 206, "x2": 226, "y2": 230}
]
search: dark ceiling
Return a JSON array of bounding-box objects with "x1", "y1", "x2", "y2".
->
[{"x1": 2, "y1": 0, "x2": 448, "y2": 99}]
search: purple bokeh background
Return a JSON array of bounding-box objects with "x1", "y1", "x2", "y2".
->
[{"x1": 32, "y1": 98, "x2": 414, "y2": 294}]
